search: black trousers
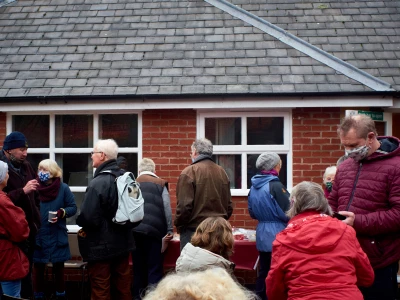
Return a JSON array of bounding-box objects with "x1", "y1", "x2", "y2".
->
[
  {"x1": 256, "y1": 251, "x2": 272, "y2": 300},
  {"x1": 360, "y1": 261, "x2": 399, "y2": 300},
  {"x1": 131, "y1": 233, "x2": 164, "y2": 300}
]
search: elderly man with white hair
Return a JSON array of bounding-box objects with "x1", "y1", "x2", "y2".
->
[
  {"x1": 76, "y1": 139, "x2": 136, "y2": 300},
  {"x1": 131, "y1": 158, "x2": 173, "y2": 300},
  {"x1": 247, "y1": 152, "x2": 290, "y2": 300}
]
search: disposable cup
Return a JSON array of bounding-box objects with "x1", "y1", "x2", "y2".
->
[{"x1": 48, "y1": 211, "x2": 57, "y2": 223}]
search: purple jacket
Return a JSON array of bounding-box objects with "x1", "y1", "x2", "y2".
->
[{"x1": 329, "y1": 136, "x2": 400, "y2": 269}]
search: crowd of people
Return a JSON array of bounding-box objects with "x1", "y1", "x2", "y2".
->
[{"x1": 0, "y1": 113, "x2": 399, "y2": 300}]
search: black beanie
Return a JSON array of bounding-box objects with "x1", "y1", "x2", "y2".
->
[{"x1": 3, "y1": 131, "x2": 28, "y2": 150}]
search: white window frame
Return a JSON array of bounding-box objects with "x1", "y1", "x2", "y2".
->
[
  {"x1": 198, "y1": 111, "x2": 292, "y2": 196},
  {"x1": 7, "y1": 111, "x2": 142, "y2": 231}
]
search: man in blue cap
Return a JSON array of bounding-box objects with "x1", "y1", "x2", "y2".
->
[{"x1": 0, "y1": 131, "x2": 40, "y2": 299}]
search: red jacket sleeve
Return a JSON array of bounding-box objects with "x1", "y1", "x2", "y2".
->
[
  {"x1": 0, "y1": 194, "x2": 30, "y2": 243},
  {"x1": 266, "y1": 242, "x2": 287, "y2": 300}
]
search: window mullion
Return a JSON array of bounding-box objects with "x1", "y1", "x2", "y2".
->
[
  {"x1": 93, "y1": 113, "x2": 99, "y2": 145},
  {"x1": 49, "y1": 114, "x2": 55, "y2": 160},
  {"x1": 241, "y1": 116, "x2": 246, "y2": 146},
  {"x1": 242, "y1": 152, "x2": 247, "y2": 191}
]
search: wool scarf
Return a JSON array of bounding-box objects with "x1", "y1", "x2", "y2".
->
[{"x1": 37, "y1": 177, "x2": 61, "y2": 202}]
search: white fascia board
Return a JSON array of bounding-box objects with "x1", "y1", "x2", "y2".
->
[{"x1": 0, "y1": 96, "x2": 393, "y2": 112}]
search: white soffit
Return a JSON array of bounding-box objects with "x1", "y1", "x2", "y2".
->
[{"x1": 0, "y1": 96, "x2": 393, "y2": 112}]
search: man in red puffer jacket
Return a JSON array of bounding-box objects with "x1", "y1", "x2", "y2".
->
[{"x1": 329, "y1": 114, "x2": 400, "y2": 300}]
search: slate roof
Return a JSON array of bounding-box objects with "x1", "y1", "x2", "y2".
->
[{"x1": 0, "y1": 0, "x2": 399, "y2": 98}]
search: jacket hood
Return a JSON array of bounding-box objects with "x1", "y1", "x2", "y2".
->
[
  {"x1": 251, "y1": 174, "x2": 278, "y2": 189},
  {"x1": 175, "y1": 243, "x2": 234, "y2": 273},
  {"x1": 275, "y1": 211, "x2": 347, "y2": 254},
  {"x1": 367, "y1": 136, "x2": 400, "y2": 161}
]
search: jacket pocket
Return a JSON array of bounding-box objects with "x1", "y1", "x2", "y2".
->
[
  {"x1": 358, "y1": 236, "x2": 383, "y2": 260},
  {"x1": 57, "y1": 230, "x2": 69, "y2": 247}
]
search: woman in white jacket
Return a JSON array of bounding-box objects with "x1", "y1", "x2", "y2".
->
[{"x1": 175, "y1": 217, "x2": 235, "y2": 273}]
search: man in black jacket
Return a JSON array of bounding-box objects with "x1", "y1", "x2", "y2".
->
[
  {"x1": 76, "y1": 139, "x2": 135, "y2": 300},
  {"x1": 0, "y1": 131, "x2": 40, "y2": 299}
]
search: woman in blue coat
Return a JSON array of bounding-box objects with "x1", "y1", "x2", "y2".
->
[
  {"x1": 33, "y1": 159, "x2": 77, "y2": 300},
  {"x1": 248, "y1": 152, "x2": 290, "y2": 300}
]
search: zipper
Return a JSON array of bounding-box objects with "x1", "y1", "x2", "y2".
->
[{"x1": 345, "y1": 162, "x2": 363, "y2": 211}]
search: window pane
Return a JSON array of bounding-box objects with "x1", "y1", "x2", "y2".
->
[
  {"x1": 12, "y1": 115, "x2": 49, "y2": 148},
  {"x1": 67, "y1": 192, "x2": 84, "y2": 225},
  {"x1": 100, "y1": 114, "x2": 138, "y2": 147},
  {"x1": 26, "y1": 153, "x2": 49, "y2": 173},
  {"x1": 247, "y1": 117, "x2": 284, "y2": 145},
  {"x1": 56, "y1": 153, "x2": 93, "y2": 187},
  {"x1": 55, "y1": 115, "x2": 93, "y2": 148},
  {"x1": 117, "y1": 153, "x2": 138, "y2": 177},
  {"x1": 205, "y1": 118, "x2": 241, "y2": 145},
  {"x1": 247, "y1": 154, "x2": 287, "y2": 189},
  {"x1": 212, "y1": 155, "x2": 241, "y2": 189}
]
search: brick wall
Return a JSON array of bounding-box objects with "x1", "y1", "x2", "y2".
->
[
  {"x1": 142, "y1": 109, "x2": 196, "y2": 217},
  {"x1": 292, "y1": 107, "x2": 342, "y2": 186}
]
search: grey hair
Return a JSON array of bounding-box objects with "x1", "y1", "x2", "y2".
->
[
  {"x1": 338, "y1": 114, "x2": 377, "y2": 138},
  {"x1": 192, "y1": 138, "x2": 213, "y2": 156},
  {"x1": 323, "y1": 166, "x2": 337, "y2": 183},
  {"x1": 95, "y1": 139, "x2": 118, "y2": 160},
  {"x1": 139, "y1": 158, "x2": 156, "y2": 173},
  {"x1": 287, "y1": 181, "x2": 332, "y2": 218}
]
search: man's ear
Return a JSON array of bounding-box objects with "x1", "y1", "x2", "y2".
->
[{"x1": 367, "y1": 132, "x2": 376, "y2": 144}]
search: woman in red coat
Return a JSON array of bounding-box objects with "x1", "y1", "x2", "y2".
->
[
  {"x1": 266, "y1": 181, "x2": 374, "y2": 300},
  {"x1": 0, "y1": 161, "x2": 30, "y2": 298}
]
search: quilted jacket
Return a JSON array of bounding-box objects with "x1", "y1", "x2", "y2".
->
[
  {"x1": 328, "y1": 136, "x2": 400, "y2": 269},
  {"x1": 266, "y1": 211, "x2": 374, "y2": 300}
]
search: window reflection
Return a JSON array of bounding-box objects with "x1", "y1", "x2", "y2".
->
[
  {"x1": 205, "y1": 118, "x2": 241, "y2": 145},
  {"x1": 100, "y1": 114, "x2": 138, "y2": 147},
  {"x1": 13, "y1": 115, "x2": 49, "y2": 148},
  {"x1": 247, "y1": 117, "x2": 284, "y2": 145},
  {"x1": 212, "y1": 155, "x2": 241, "y2": 189},
  {"x1": 247, "y1": 154, "x2": 287, "y2": 189},
  {"x1": 26, "y1": 153, "x2": 49, "y2": 173},
  {"x1": 56, "y1": 153, "x2": 93, "y2": 187},
  {"x1": 116, "y1": 153, "x2": 138, "y2": 177},
  {"x1": 55, "y1": 115, "x2": 93, "y2": 148}
]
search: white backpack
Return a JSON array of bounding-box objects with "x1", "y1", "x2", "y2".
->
[{"x1": 102, "y1": 171, "x2": 144, "y2": 224}]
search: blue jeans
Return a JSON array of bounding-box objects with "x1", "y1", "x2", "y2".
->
[{"x1": 1, "y1": 279, "x2": 22, "y2": 298}]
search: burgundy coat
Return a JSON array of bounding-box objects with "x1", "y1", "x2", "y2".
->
[
  {"x1": 0, "y1": 151, "x2": 41, "y2": 240},
  {"x1": 0, "y1": 191, "x2": 30, "y2": 280},
  {"x1": 266, "y1": 211, "x2": 374, "y2": 300},
  {"x1": 329, "y1": 136, "x2": 400, "y2": 269}
]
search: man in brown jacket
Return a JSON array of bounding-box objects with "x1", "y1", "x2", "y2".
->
[{"x1": 175, "y1": 138, "x2": 233, "y2": 251}]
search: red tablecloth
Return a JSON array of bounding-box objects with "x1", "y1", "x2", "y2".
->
[{"x1": 163, "y1": 239, "x2": 258, "y2": 271}]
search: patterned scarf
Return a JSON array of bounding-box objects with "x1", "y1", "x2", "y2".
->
[{"x1": 37, "y1": 177, "x2": 61, "y2": 202}]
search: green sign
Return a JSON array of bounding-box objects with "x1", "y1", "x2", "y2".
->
[{"x1": 358, "y1": 110, "x2": 384, "y2": 121}]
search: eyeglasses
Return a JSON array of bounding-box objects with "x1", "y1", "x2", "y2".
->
[{"x1": 90, "y1": 151, "x2": 103, "y2": 156}]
